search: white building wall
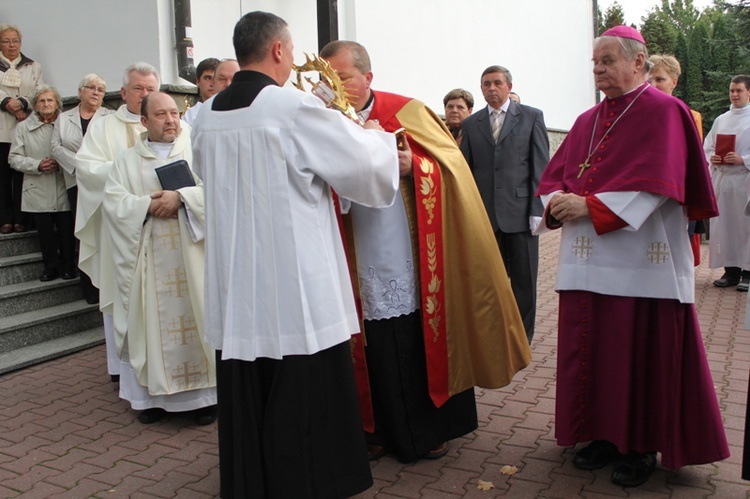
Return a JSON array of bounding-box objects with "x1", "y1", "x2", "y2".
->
[
  {"x1": 0, "y1": 0, "x2": 167, "y2": 97},
  {"x1": 339, "y1": 0, "x2": 596, "y2": 130},
  {"x1": 0, "y1": 0, "x2": 595, "y2": 130}
]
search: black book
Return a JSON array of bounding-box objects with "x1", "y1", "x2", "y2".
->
[{"x1": 155, "y1": 160, "x2": 196, "y2": 191}]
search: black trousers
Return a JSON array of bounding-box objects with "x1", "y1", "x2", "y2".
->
[
  {"x1": 495, "y1": 229, "x2": 538, "y2": 343},
  {"x1": 216, "y1": 341, "x2": 372, "y2": 499},
  {"x1": 34, "y1": 211, "x2": 74, "y2": 272},
  {"x1": 67, "y1": 186, "x2": 97, "y2": 299},
  {"x1": 0, "y1": 142, "x2": 24, "y2": 226},
  {"x1": 724, "y1": 266, "x2": 750, "y2": 280}
]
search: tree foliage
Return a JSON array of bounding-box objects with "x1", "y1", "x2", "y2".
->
[
  {"x1": 641, "y1": 9, "x2": 678, "y2": 56},
  {"x1": 633, "y1": 0, "x2": 750, "y2": 132},
  {"x1": 599, "y1": 2, "x2": 626, "y2": 34},
  {"x1": 660, "y1": 0, "x2": 701, "y2": 33},
  {"x1": 673, "y1": 32, "x2": 689, "y2": 101},
  {"x1": 686, "y1": 23, "x2": 708, "y2": 105}
]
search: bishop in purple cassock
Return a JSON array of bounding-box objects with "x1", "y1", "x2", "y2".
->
[{"x1": 536, "y1": 25, "x2": 729, "y2": 487}]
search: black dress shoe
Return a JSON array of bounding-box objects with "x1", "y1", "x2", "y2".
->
[
  {"x1": 194, "y1": 405, "x2": 218, "y2": 425},
  {"x1": 611, "y1": 452, "x2": 657, "y2": 487},
  {"x1": 40, "y1": 269, "x2": 59, "y2": 282},
  {"x1": 138, "y1": 408, "x2": 167, "y2": 424},
  {"x1": 573, "y1": 440, "x2": 621, "y2": 470},
  {"x1": 423, "y1": 442, "x2": 449, "y2": 460},
  {"x1": 61, "y1": 270, "x2": 77, "y2": 280},
  {"x1": 367, "y1": 444, "x2": 386, "y2": 461},
  {"x1": 714, "y1": 274, "x2": 740, "y2": 287},
  {"x1": 86, "y1": 294, "x2": 100, "y2": 305}
]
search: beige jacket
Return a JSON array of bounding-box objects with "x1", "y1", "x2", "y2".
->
[
  {"x1": 51, "y1": 105, "x2": 113, "y2": 189},
  {"x1": 9, "y1": 112, "x2": 69, "y2": 213},
  {"x1": 0, "y1": 55, "x2": 43, "y2": 143}
]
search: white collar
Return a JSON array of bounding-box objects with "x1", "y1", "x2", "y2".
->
[
  {"x1": 124, "y1": 108, "x2": 141, "y2": 122},
  {"x1": 487, "y1": 98, "x2": 511, "y2": 116},
  {"x1": 147, "y1": 139, "x2": 174, "y2": 159}
]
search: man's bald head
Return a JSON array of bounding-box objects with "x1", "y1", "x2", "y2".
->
[{"x1": 140, "y1": 92, "x2": 181, "y2": 143}]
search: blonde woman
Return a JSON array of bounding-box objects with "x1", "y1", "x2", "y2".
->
[{"x1": 648, "y1": 54, "x2": 705, "y2": 266}]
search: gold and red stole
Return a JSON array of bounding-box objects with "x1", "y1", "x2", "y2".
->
[
  {"x1": 344, "y1": 91, "x2": 531, "y2": 409},
  {"x1": 331, "y1": 192, "x2": 375, "y2": 432}
]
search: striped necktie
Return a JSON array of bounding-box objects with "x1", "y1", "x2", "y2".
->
[{"x1": 491, "y1": 109, "x2": 502, "y2": 143}]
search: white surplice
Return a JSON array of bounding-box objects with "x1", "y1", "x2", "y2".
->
[
  {"x1": 192, "y1": 85, "x2": 399, "y2": 361},
  {"x1": 704, "y1": 104, "x2": 750, "y2": 270},
  {"x1": 539, "y1": 191, "x2": 695, "y2": 303},
  {"x1": 181, "y1": 100, "x2": 202, "y2": 127},
  {"x1": 103, "y1": 130, "x2": 215, "y2": 410}
]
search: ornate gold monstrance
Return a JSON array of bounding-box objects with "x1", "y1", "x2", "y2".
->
[
  {"x1": 292, "y1": 53, "x2": 363, "y2": 125},
  {"x1": 293, "y1": 53, "x2": 407, "y2": 149}
]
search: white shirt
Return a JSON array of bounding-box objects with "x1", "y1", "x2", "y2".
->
[{"x1": 486, "y1": 98, "x2": 511, "y2": 130}]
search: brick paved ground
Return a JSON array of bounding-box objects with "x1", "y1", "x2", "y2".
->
[{"x1": 1, "y1": 232, "x2": 749, "y2": 498}]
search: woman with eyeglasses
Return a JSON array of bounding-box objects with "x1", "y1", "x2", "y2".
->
[
  {"x1": 0, "y1": 24, "x2": 43, "y2": 235},
  {"x1": 50, "y1": 74, "x2": 112, "y2": 302}
]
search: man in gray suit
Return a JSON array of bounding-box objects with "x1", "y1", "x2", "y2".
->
[{"x1": 460, "y1": 65, "x2": 549, "y2": 343}]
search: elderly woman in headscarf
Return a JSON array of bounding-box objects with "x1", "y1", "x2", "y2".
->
[
  {"x1": 0, "y1": 24, "x2": 43, "y2": 234},
  {"x1": 9, "y1": 85, "x2": 73, "y2": 282},
  {"x1": 51, "y1": 73, "x2": 112, "y2": 302}
]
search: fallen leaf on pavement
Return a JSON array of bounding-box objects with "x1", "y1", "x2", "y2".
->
[
  {"x1": 500, "y1": 465, "x2": 519, "y2": 475},
  {"x1": 477, "y1": 479, "x2": 494, "y2": 490}
]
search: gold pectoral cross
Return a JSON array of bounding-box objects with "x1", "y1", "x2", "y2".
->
[{"x1": 578, "y1": 160, "x2": 590, "y2": 179}]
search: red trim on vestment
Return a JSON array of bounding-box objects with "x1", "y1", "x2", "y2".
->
[
  {"x1": 411, "y1": 147, "x2": 449, "y2": 407},
  {"x1": 587, "y1": 195, "x2": 628, "y2": 235},
  {"x1": 331, "y1": 191, "x2": 374, "y2": 432},
  {"x1": 370, "y1": 91, "x2": 450, "y2": 407},
  {"x1": 691, "y1": 233, "x2": 701, "y2": 266}
]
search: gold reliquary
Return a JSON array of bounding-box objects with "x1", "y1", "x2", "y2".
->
[{"x1": 293, "y1": 53, "x2": 363, "y2": 125}]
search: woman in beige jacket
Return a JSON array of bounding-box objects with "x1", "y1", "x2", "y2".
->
[
  {"x1": 0, "y1": 24, "x2": 43, "y2": 234},
  {"x1": 51, "y1": 74, "x2": 112, "y2": 300},
  {"x1": 10, "y1": 85, "x2": 72, "y2": 281}
]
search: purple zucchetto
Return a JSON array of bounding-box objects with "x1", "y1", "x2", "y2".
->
[{"x1": 601, "y1": 25, "x2": 646, "y2": 45}]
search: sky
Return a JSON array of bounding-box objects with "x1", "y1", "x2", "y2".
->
[{"x1": 598, "y1": 0, "x2": 715, "y2": 26}]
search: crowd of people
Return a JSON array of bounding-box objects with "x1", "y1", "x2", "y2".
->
[{"x1": 0, "y1": 14, "x2": 744, "y2": 497}]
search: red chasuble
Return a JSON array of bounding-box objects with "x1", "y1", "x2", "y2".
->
[{"x1": 346, "y1": 90, "x2": 531, "y2": 408}]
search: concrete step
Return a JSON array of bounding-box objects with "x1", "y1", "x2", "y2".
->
[
  {"x1": 0, "y1": 252, "x2": 44, "y2": 286},
  {"x1": 0, "y1": 277, "x2": 84, "y2": 316},
  {"x1": 0, "y1": 229, "x2": 40, "y2": 258},
  {"x1": 0, "y1": 326, "x2": 104, "y2": 375},
  {"x1": 0, "y1": 300, "x2": 103, "y2": 354}
]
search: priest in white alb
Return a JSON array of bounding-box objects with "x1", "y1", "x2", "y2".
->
[
  {"x1": 103, "y1": 91, "x2": 216, "y2": 425},
  {"x1": 75, "y1": 62, "x2": 160, "y2": 382},
  {"x1": 192, "y1": 11, "x2": 400, "y2": 498},
  {"x1": 704, "y1": 74, "x2": 750, "y2": 291}
]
